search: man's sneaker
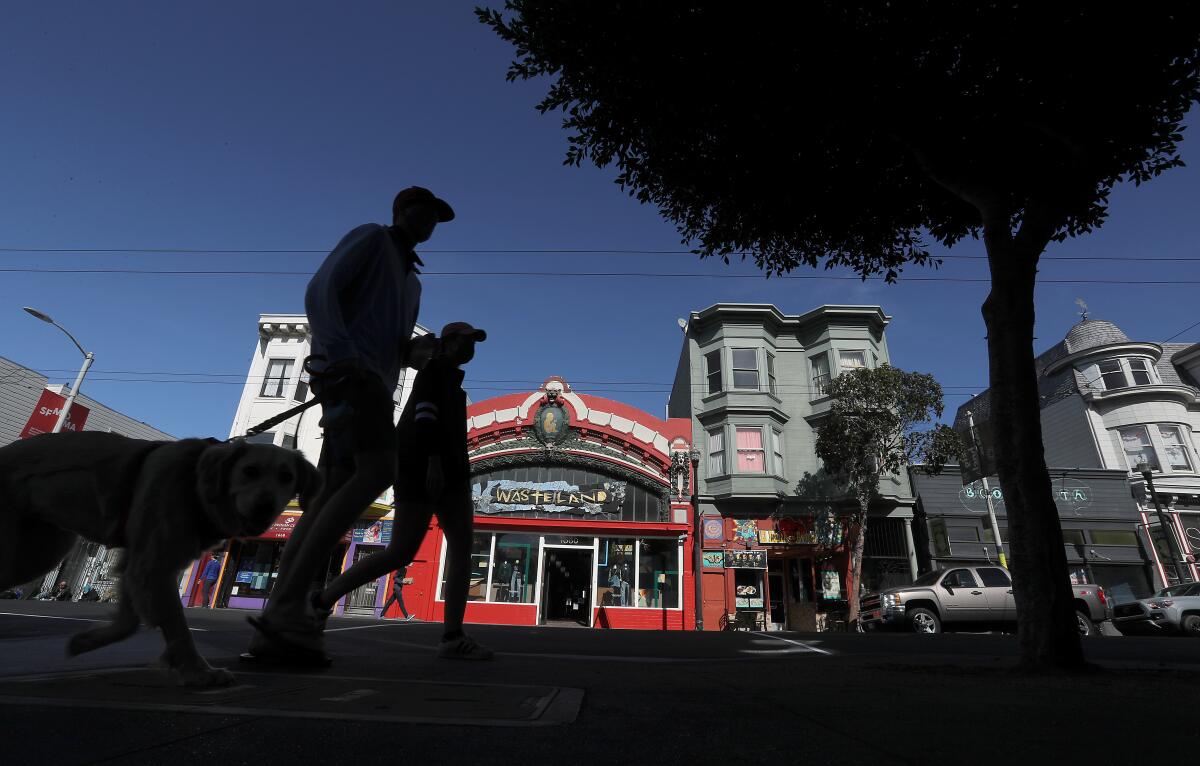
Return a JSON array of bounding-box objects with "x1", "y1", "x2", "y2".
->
[{"x1": 437, "y1": 634, "x2": 495, "y2": 660}]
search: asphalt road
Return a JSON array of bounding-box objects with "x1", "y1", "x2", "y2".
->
[{"x1": 1, "y1": 601, "x2": 1196, "y2": 765}]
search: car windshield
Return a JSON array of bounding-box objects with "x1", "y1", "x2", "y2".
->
[{"x1": 911, "y1": 570, "x2": 943, "y2": 587}]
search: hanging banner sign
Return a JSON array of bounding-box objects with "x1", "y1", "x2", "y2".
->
[{"x1": 19, "y1": 389, "x2": 90, "y2": 438}]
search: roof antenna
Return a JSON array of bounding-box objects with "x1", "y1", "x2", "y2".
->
[{"x1": 1074, "y1": 297, "x2": 1089, "y2": 322}]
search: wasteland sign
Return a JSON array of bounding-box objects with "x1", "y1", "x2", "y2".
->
[{"x1": 473, "y1": 480, "x2": 626, "y2": 516}]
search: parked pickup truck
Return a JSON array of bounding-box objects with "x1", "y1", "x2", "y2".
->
[
  {"x1": 860, "y1": 565, "x2": 1111, "y2": 636},
  {"x1": 1111, "y1": 582, "x2": 1200, "y2": 636}
]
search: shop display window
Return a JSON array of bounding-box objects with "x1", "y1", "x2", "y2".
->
[
  {"x1": 492, "y1": 533, "x2": 539, "y2": 603},
  {"x1": 638, "y1": 538, "x2": 680, "y2": 608},
  {"x1": 438, "y1": 532, "x2": 492, "y2": 602},
  {"x1": 597, "y1": 538, "x2": 636, "y2": 607},
  {"x1": 232, "y1": 541, "x2": 283, "y2": 597}
]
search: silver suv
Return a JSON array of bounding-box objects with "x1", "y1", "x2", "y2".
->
[
  {"x1": 1111, "y1": 582, "x2": 1200, "y2": 636},
  {"x1": 860, "y1": 565, "x2": 1111, "y2": 636}
]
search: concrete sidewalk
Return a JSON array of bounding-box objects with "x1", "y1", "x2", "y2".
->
[{"x1": 1, "y1": 602, "x2": 1195, "y2": 765}]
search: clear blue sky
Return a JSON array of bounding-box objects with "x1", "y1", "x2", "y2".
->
[{"x1": 2, "y1": 2, "x2": 1198, "y2": 438}]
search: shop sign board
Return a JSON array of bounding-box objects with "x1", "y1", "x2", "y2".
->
[
  {"x1": 732, "y1": 519, "x2": 758, "y2": 544},
  {"x1": 262, "y1": 514, "x2": 351, "y2": 544},
  {"x1": 474, "y1": 479, "x2": 626, "y2": 516},
  {"x1": 702, "y1": 551, "x2": 725, "y2": 569},
  {"x1": 702, "y1": 518, "x2": 725, "y2": 543},
  {"x1": 958, "y1": 478, "x2": 1093, "y2": 514},
  {"x1": 353, "y1": 519, "x2": 393, "y2": 545},
  {"x1": 724, "y1": 549, "x2": 767, "y2": 569}
]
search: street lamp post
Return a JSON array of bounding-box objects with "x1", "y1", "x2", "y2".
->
[
  {"x1": 1135, "y1": 462, "x2": 1189, "y2": 585},
  {"x1": 23, "y1": 307, "x2": 95, "y2": 434}
]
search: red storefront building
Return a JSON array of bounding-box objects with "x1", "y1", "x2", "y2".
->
[{"x1": 396, "y1": 377, "x2": 699, "y2": 630}]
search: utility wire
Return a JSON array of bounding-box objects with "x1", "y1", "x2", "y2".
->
[
  {"x1": 3, "y1": 267, "x2": 1199, "y2": 285},
  {"x1": 2, "y1": 246, "x2": 1198, "y2": 262}
]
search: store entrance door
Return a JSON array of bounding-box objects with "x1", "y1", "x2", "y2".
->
[
  {"x1": 345, "y1": 545, "x2": 384, "y2": 616},
  {"x1": 540, "y1": 548, "x2": 593, "y2": 627}
]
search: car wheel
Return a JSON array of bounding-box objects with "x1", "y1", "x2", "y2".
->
[
  {"x1": 1182, "y1": 614, "x2": 1200, "y2": 637},
  {"x1": 909, "y1": 608, "x2": 941, "y2": 634},
  {"x1": 1076, "y1": 611, "x2": 1096, "y2": 637}
]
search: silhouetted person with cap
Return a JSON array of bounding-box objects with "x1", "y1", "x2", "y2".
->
[
  {"x1": 246, "y1": 187, "x2": 454, "y2": 665},
  {"x1": 315, "y1": 323, "x2": 493, "y2": 660}
]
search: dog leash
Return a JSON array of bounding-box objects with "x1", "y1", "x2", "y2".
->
[{"x1": 240, "y1": 356, "x2": 346, "y2": 440}]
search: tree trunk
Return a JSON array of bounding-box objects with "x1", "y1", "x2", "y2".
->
[
  {"x1": 981, "y1": 233, "x2": 1085, "y2": 671},
  {"x1": 846, "y1": 499, "x2": 869, "y2": 624}
]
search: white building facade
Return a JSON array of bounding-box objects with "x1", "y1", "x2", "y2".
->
[{"x1": 186, "y1": 314, "x2": 428, "y2": 613}]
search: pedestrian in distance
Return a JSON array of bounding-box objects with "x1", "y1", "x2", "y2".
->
[
  {"x1": 200, "y1": 552, "x2": 222, "y2": 608},
  {"x1": 245, "y1": 187, "x2": 454, "y2": 666},
  {"x1": 315, "y1": 322, "x2": 494, "y2": 660},
  {"x1": 379, "y1": 566, "x2": 413, "y2": 620}
]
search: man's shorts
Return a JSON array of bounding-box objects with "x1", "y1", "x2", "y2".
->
[{"x1": 316, "y1": 372, "x2": 396, "y2": 470}]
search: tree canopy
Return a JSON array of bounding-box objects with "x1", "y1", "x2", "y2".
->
[{"x1": 479, "y1": 2, "x2": 1200, "y2": 280}]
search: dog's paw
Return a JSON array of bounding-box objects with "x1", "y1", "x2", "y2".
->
[
  {"x1": 67, "y1": 631, "x2": 101, "y2": 657},
  {"x1": 174, "y1": 664, "x2": 235, "y2": 688}
]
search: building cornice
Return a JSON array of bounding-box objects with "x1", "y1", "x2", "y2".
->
[{"x1": 689, "y1": 303, "x2": 890, "y2": 338}]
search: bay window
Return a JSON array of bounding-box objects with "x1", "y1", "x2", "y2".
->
[
  {"x1": 839, "y1": 350, "x2": 867, "y2": 374},
  {"x1": 811, "y1": 353, "x2": 831, "y2": 397},
  {"x1": 707, "y1": 428, "x2": 726, "y2": 477},
  {"x1": 735, "y1": 427, "x2": 766, "y2": 474},
  {"x1": 1119, "y1": 425, "x2": 1159, "y2": 471},
  {"x1": 731, "y1": 348, "x2": 760, "y2": 390},
  {"x1": 1098, "y1": 359, "x2": 1128, "y2": 390},
  {"x1": 1115, "y1": 423, "x2": 1196, "y2": 474},
  {"x1": 704, "y1": 350, "x2": 723, "y2": 395},
  {"x1": 1158, "y1": 425, "x2": 1193, "y2": 471}
]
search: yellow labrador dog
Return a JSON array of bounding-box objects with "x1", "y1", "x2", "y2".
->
[{"x1": 0, "y1": 431, "x2": 320, "y2": 686}]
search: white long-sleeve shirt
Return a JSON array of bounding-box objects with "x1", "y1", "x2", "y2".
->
[{"x1": 304, "y1": 224, "x2": 421, "y2": 391}]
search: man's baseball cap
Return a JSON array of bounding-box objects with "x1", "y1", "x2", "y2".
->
[
  {"x1": 441, "y1": 321, "x2": 486, "y2": 342},
  {"x1": 393, "y1": 186, "x2": 455, "y2": 222}
]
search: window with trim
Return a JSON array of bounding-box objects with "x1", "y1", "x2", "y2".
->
[
  {"x1": 731, "y1": 348, "x2": 760, "y2": 390},
  {"x1": 771, "y1": 428, "x2": 785, "y2": 477},
  {"x1": 1097, "y1": 359, "x2": 1128, "y2": 390},
  {"x1": 1084, "y1": 357, "x2": 1159, "y2": 391},
  {"x1": 1157, "y1": 425, "x2": 1193, "y2": 471},
  {"x1": 261, "y1": 358, "x2": 294, "y2": 398},
  {"x1": 735, "y1": 426, "x2": 766, "y2": 474},
  {"x1": 1115, "y1": 423, "x2": 1195, "y2": 473},
  {"x1": 1118, "y1": 425, "x2": 1159, "y2": 471},
  {"x1": 1128, "y1": 359, "x2": 1154, "y2": 385},
  {"x1": 811, "y1": 353, "x2": 831, "y2": 397},
  {"x1": 839, "y1": 350, "x2": 867, "y2": 374},
  {"x1": 766, "y1": 352, "x2": 777, "y2": 396},
  {"x1": 707, "y1": 428, "x2": 726, "y2": 476},
  {"x1": 704, "y1": 350, "x2": 723, "y2": 395},
  {"x1": 1089, "y1": 530, "x2": 1139, "y2": 547}
]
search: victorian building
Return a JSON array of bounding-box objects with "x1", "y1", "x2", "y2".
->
[
  {"x1": 668, "y1": 304, "x2": 920, "y2": 631},
  {"x1": 953, "y1": 315, "x2": 1200, "y2": 594}
]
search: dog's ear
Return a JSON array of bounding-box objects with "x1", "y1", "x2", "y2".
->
[
  {"x1": 196, "y1": 440, "x2": 247, "y2": 510},
  {"x1": 293, "y1": 452, "x2": 323, "y2": 510}
]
